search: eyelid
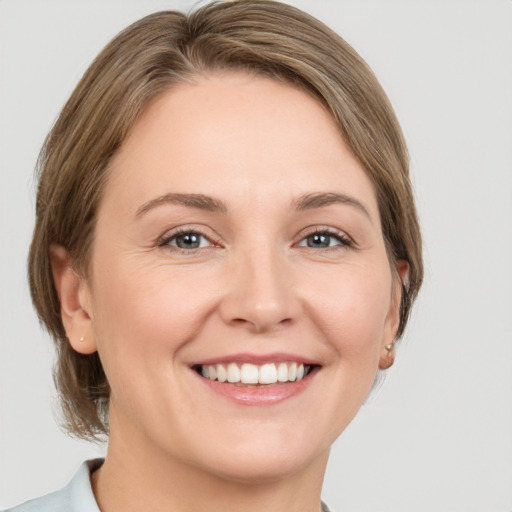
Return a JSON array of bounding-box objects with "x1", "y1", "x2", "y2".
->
[
  {"x1": 156, "y1": 224, "x2": 354, "y2": 251},
  {"x1": 296, "y1": 226, "x2": 354, "y2": 246},
  {"x1": 157, "y1": 226, "x2": 222, "y2": 250}
]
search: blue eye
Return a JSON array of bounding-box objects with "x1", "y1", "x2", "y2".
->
[
  {"x1": 298, "y1": 231, "x2": 351, "y2": 249},
  {"x1": 162, "y1": 231, "x2": 211, "y2": 250}
]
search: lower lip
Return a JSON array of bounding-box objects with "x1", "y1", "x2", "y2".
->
[{"x1": 194, "y1": 368, "x2": 319, "y2": 406}]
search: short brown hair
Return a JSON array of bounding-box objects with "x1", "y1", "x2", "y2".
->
[{"x1": 28, "y1": 0, "x2": 423, "y2": 439}]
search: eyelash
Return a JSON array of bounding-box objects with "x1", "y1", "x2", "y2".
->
[
  {"x1": 158, "y1": 228, "x2": 220, "y2": 253},
  {"x1": 298, "y1": 227, "x2": 353, "y2": 250},
  {"x1": 158, "y1": 227, "x2": 353, "y2": 253}
]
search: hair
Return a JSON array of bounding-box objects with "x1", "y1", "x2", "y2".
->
[{"x1": 28, "y1": 0, "x2": 423, "y2": 440}]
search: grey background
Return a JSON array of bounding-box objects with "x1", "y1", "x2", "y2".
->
[{"x1": 1, "y1": 1, "x2": 511, "y2": 510}]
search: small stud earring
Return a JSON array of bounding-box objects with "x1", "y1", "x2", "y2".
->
[
  {"x1": 79, "y1": 336, "x2": 85, "y2": 342},
  {"x1": 380, "y1": 341, "x2": 396, "y2": 369}
]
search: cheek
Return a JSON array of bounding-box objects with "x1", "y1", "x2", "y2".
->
[
  {"x1": 304, "y1": 263, "x2": 392, "y2": 431},
  {"x1": 87, "y1": 261, "x2": 220, "y2": 431},
  {"x1": 89, "y1": 258, "x2": 221, "y2": 366},
  {"x1": 303, "y1": 261, "x2": 392, "y2": 351}
]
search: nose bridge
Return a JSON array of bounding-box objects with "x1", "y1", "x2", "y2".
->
[{"x1": 221, "y1": 239, "x2": 298, "y2": 332}]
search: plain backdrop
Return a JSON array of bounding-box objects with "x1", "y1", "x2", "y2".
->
[{"x1": 1, "y1": 1, "x2": 511, "y2": 511}]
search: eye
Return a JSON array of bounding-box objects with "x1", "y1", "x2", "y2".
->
[
  {"x1": 160, "y1": 230, "x2": 213, "y2": 250},
  {"x1": 298, "y1": 230, "x2": 352, "y2": 249}
]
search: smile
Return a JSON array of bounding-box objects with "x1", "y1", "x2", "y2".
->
[
  {"x1": 196, "y1": 362, "x2": 313, "y2": 385},
  {"x1": 190, "y1": 354, "x2": 321, "y2": 405}
]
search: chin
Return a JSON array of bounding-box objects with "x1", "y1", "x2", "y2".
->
[
  {"x1": 187, "y1": 427, "x2": 331, "y2": 484},
  {"x1": 201, "y1": 450, "x2": 322, "y2": 484}
]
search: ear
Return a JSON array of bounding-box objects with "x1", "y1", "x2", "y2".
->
[
  {"x1": 50, "y1": 245, "x2": 97, "y2": 355},
  {"x1": 379, "y1": 260, "x2": 408, "y2": 370}
]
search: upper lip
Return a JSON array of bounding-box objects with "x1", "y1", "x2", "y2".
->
[{"x1": 189, "y1": 352, "x2": 321, "y2": 367}]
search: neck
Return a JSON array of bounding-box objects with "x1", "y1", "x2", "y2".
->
[{"x1": 92, "y1": 413, "x2": 329, "y2": 512}]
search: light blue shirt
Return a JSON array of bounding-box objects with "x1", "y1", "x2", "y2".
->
[
  {"x1": 3, "y1": 460, "x2": 102, "y2": 512},
  {"x1": 4, "y1": 459, "x2": 333, "y2": 511}
]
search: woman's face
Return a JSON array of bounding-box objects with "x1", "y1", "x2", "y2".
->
[{"x1": 81, "y1": 72, "x2": 402, "y2": 481}]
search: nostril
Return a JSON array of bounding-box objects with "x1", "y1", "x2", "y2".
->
[{"x1": 229, "y1": 316, "x2": 294, "y2": 332}]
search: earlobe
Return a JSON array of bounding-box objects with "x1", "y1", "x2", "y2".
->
[
  {"x1": 50, "y1": 245, "x2": 97, "y2": 355},
  {"x1": 379, "y1": 260, "x2": 409, "y2": 370},
  {"x1": 379, "y1": 341, "x2": 395, "y2": 370}
]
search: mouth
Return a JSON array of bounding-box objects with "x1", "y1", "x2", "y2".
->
[
  {"x1": 189, "y1": 354, "x2": 321, "y2": 405},
  {"x1": 192, "y1": 361, "x2": 317, "y2": 387}
]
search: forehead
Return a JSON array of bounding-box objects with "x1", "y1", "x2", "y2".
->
[{"x1": 104, "y1": 72, "x2": 379, "y2": 219}]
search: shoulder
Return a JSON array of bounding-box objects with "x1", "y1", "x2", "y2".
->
[
  {"x1": 2, "y1": 487, "x2": 73, "y2": 512},
  {"x1": 2, "y1": 459, "x2": 103, "y2": 512}
]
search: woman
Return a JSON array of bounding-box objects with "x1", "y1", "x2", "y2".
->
[{"x1": 6, "y1": 1, "x2": 422, "y2": 510}]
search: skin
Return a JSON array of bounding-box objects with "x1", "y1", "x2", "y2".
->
[{"x1": 53, "y1": 72, "x2": 406, "y2": 512}]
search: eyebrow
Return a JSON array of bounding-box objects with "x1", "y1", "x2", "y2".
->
[
  {"x1": 135, "y1": 191, "x2": 371, "y2": 221},
  {"x1": 136, "y1": 193, "x2": 228, "y2": 217},
  {"x1": 293, "y1": 192, "x2": 372, "y2": 220}
]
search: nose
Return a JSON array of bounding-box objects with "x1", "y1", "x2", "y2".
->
[{"x1": 219, "y1": 247, "x2": 300, "y2": 334}]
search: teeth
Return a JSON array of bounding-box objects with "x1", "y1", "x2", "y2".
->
[
  {"x1": 277, "y1": 362, "x2": 288, "y2": 382},
  {"x1": 199, "y1": 361, "x2": 311, "y2": 384},
  {"x1": 289, "y1": 362, "x2": 297, "y2": 381},
  {"x1": 207, "y1": 365, "x2": 217, "y2": 380},
  {"x1": 227, "y1": 363, "x2": 240, "y2": 383},
  {"x1": 259, "y1": 363, "x2": 277, "y2": 384},
  {"x1": 240, "y1": 363, "x2": 259, "y2": 384},
  {"x1": 216, "y1": 364, "x2": 227, "y2": 382}
]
